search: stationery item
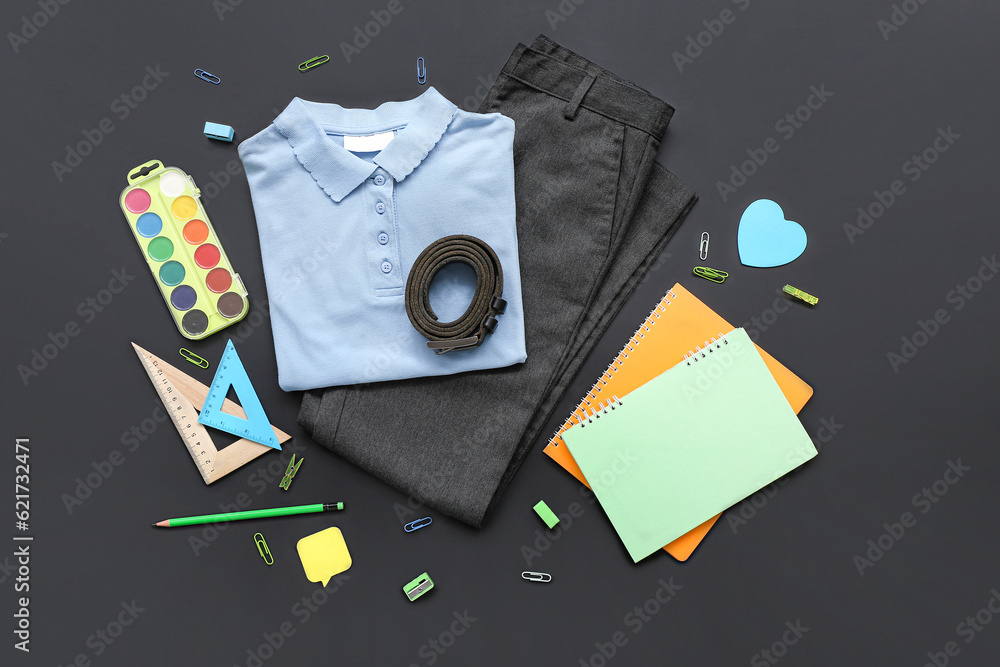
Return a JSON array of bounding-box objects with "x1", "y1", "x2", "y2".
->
[
  {"x1": 179, "y1": 348, "x2": 209, "y2": 368},
  {"x1": 132, "y1": 343, "x2": 291, "y2": 484},
  {"x1": 298, "y1": 55, "x2": 329, "y2": 71},
  {"x1": 416, "y1": 57, "x2": 427, "y2": 84},
  {"x1": 532, "y1": 501, "x2": 560, "y2": 529},
  {"x1": 297, "y1": 527, "x2": 352, "y2": 586},
  {"x1": 544, "y1": 284, "x2": 813, "y2": 560},
  {"x1": 522, "y1": 571, "x2": 552, "y2": 583},
  {"x1": 699, "y1": 232, "x2": 710, "y2": 260},
  {"x1": 738, "y1": 199, "x2": 807, "y2": 267},
  {"x1": 403, "y1": 573, "x2": 434, "y2": 601},
  {"x1": 405, "y1": 235, "x2": 507, "y2": 354},
  {"x1": 154, "y1": 502, "x2": 344, "y2": 527},
  {"x1": 279, "y1": 454, "x2": 303, "y2": 490},
  {"x1": 254, "y1": 533, "x2": 273, "y2": 565},
  {"x1": 193, "y1": 69, "x2": 221, "y2": 84},
  {"x1": 119, "y1": 160, "x2": 249, "y2": 339},
  {"x1": 562, "y1": 328, "x2": 818, "y2": 562},
  {"x1": 197, "y1": 341, "x2": 280, "y2": 449},
  {"x1": 203, "y1": 121, "x2": 234, "y2": 142},
  {"x1": 404, "y1": 517, "x2": 433, "y2": 532},
  {"x1": 692, "y1": 266, "x2": 728, "y2": 283},
  {"x1": 783, "y1": 284, "x2": 819, "y2": 306}
]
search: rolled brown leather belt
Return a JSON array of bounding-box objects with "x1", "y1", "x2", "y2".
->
[{"x1": 405, "y1": 235, "x2": 507, "y2": 354}]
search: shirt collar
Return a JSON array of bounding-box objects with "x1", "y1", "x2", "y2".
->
[{"x1": 273, "y1": 87, "x2": 458, "y2": 202}]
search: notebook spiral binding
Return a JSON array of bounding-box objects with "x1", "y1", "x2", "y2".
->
[
  {"x1": 549, "y1": 290, "x2": 675, "y2": 446},
  {"x1": 683, "y1": 332, "x2": 729, "y2": 365},
  {"x1": 579, "y1": 396, "x2": 622, "y2": 428}
]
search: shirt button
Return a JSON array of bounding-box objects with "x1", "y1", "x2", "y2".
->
[
  {"x1": 375, "y1": 202, "x2": 386, "y2": 214},
  {"x1": 373, "y1": 174, "x2": 386, "y2": 186},
  {"x1": 381, "y1": 261, "x2": 392, "y2": 274},
  {"x1": 377, "y1": 232, "x2": 389, "y2": 245}
]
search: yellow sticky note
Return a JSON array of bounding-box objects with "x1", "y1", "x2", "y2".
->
[{"x1": 296, "y1": 527, "x2": 352, "y2": 586}]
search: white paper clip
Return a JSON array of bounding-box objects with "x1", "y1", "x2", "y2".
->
[
  {"x1": 699, "y1": 232, "x2": 710, "y2": 260},
  {"x1": 522, "y1": 571, "x2": 552, "y2": 583}
]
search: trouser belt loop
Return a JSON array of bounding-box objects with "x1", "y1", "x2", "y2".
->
[{"x1": 564, "y1": 74, "x2": 596, "y2": 120}]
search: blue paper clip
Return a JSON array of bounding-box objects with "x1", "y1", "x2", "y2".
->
[
  {"x1": 404, "y1": 516, "x2": 432, "y2": 532},
  {"x1": 416, "y1": 57, "x2": 426, "y2": 85},
  {"x1": 194, "y1": 69, "x2": 221, "y2": 85}
]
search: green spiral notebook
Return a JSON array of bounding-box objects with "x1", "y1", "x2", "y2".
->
[{"x1": 561, "y1": 327, "x2": 818, "y2": 562}]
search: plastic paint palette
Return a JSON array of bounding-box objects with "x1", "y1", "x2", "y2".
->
[{"x1": 119, "y1": 160, "x2": 248, "y2": 339}]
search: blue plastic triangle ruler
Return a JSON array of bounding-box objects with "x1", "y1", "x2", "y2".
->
[{"x1": 197, "y1": 340, "x2": 281, "y2": 450}]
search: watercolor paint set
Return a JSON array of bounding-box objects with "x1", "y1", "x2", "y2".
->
[{"x1": 119, "y1": 160, "x2": 248, "y2": 339}]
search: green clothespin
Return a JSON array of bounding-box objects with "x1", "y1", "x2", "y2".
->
[
  {"x1": 782, "y1": 284, "x2": 819, "y2": 305},
  {"x1": 279, "y1": 454, "x2": 304, "y2": 490}
]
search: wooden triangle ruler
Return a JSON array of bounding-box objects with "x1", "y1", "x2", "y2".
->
[{"x1": 132, "y1": 342, "x2": 291, "y2": 484}]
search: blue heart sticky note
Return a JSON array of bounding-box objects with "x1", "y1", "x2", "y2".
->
[{"x1": 737, "y1": 199, "x2": 807, "y2": 268}]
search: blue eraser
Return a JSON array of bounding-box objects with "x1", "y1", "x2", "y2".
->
[{"x1": 204, "y1": 121, "x2": 235, "y2": 142}]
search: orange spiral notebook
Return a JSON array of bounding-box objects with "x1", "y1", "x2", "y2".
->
[{"x1": 543, "y1": 283, "x2": 813, "y2": 560}]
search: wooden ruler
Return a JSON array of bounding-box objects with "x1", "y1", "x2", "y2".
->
[{"x1": 132, "y1": 342, "x2": 291, "y2": 484}]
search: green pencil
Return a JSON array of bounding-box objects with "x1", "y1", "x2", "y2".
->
[{"x1": 153, "y1": 502, "x2": 344, "y2": 528}]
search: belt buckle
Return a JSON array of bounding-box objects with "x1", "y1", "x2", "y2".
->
[{"x1": 427, "y1": 336, "x2": 480, "y2": 354}]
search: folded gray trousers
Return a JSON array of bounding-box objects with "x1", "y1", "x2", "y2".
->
[{"x1": 299, "y1": 35, "x2": 698, "y2": 528}]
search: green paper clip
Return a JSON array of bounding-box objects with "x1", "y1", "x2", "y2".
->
[
  {"x1": 254, "y1": 533, "x2": 273, "y2": 565},
  {"x1": 403, "y1": 572, "x2": 434, "y2": 601},
  {"x1": 298, "y1": 55, "x2": 329, "y2": 71},
  {"x1": 783, "y1": 284, "x2": 819, "y2": 306},
  {"x1": 179, "y1": 348, "x2": 209, "y2": 369},
  {"x1": 533, "y1": 500, "x2": 560, "y2": 529},
  {"x1": 279, "y1": 454, "x2": 304, "y2": 490},
  {"x1": 693, "y1": 266, "x2": 729, "y2": 284}
]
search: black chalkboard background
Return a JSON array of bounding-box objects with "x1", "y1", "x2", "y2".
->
[{"x1": 3, "y1": 1, "x2": 999, "y2": 665}]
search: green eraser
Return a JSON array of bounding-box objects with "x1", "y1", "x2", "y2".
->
[
  {"x1": 336, "y1": 502, "x2": 344, "y2": 510},
  {"x1": 403, "y1": 572, "x2": 434, "y2": 601},
  {"x1": 533, "y1": 500, "x2": 560, "y2": 529}
]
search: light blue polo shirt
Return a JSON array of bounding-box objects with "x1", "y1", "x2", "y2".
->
[{"x1": 239, "y1": 88, "x2": 525, "y2": 390}]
